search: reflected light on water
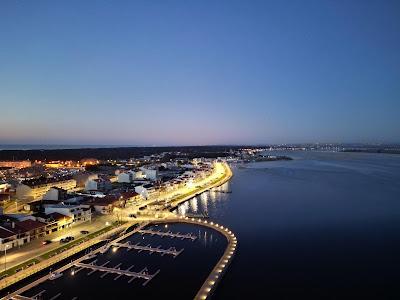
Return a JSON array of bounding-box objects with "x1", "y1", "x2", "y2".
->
[
  {"x1": 190, "y1": 197, "x2": 198, "y2": 213},
  {"x1": 200, "y1": 193, "x2": 208, "y2": 211}
]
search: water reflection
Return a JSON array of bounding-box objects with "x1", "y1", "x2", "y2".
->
[
  {"x1": 190, "y1": 197, "x2": 198, "y2": 213},
  {"x1": 175, "y1": 182, "x2": 231, "y2": 217}
]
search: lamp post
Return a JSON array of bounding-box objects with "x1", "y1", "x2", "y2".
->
[{"x1": 4, "y1": 244, "x2": 10, "y2": 271}]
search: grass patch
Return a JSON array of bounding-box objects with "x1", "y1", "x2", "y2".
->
[{"x1": 0, "y1": 258, "x2": 40, "y2": 279}]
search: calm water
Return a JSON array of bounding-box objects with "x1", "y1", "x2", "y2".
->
[
  {"x1": 12, "y1": 224, "x2": 226, "y2": 299},
  {"x1": 177, "y1": 151, "x2": 400, "y2": 299}
]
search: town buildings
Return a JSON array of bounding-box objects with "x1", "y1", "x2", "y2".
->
[{"x1": 16, "y1": 177, "x2": 77, "y2": 202}]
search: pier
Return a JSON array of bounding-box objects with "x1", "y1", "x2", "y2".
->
[
  {"x1": 138, "y1": 229, "x2": 197, "y2": 241},
  {"x1": 74, "y1": 262, "x2": 160, "y2": 286},
  {"x1": 112, "y1": 241, "x2": 184, "y2": 258}
]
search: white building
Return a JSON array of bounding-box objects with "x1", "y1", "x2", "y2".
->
[
  {"x1": 117, "y1": 171, "x2": 135, "y2": 183},
  {"x1": 42, "y1": 187, "x2": 67, "y2": 201},
  {"x1": 134, "y1": 184, "x2": 155, "y2": 199},
  {"x1": 0, "y1": 182, "x2": 10, "y2": 193},
  {"x1": 85, "y1": 178, "x2": 112, "y2": 192},
  {"x1": 16, "y1": 177, "x2": 77, "y2": 201},
  {"x1": 140, "y1": 167, "x2": 158, "y2": 181},
  {"x1": 44, "y1": 204, "x2": 92, "y2": 223}
]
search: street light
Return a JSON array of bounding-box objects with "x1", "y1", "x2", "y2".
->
[{"x1": 4, "y1": 244, "x2": 10, "y2": 271}]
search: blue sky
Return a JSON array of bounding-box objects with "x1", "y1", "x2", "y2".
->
[{"x1": 0, "y1": 0, "x2": 399, "y2": 145}]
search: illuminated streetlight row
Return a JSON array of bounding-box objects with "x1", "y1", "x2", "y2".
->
[{"x1": 176, "y1": 215, "x2": 237, "y2": 300}]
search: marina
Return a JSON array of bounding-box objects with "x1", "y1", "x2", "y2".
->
[{"x1": 2, "y1": 222, "x2": 229, "y2": 300}]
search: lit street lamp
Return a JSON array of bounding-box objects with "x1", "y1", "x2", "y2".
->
[{"x1": 4, "y1": 244, "x2": 10, "y2": 271}]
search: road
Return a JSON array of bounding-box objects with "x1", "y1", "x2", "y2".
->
[{"x1": 1, "y1": 214, "x2": 115, "y2": 272}]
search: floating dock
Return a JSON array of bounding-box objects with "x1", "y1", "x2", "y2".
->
[
  {"x1": 112, "y1": 241, "x2": 184, "y2": 258},
  {"x1": 138, "y1": 229, "x2": 197, "y2": 241}
]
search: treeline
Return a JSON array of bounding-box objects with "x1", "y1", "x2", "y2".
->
[{"x1": 0, "y1": 145, "x2": 245, "y2": 161}]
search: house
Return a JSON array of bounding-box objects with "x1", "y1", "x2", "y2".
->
[
  {"x1": 117, "y1": 171, "x2": 135, "y2": 183},
  {"x1": 42, "y1": 187, "x2": 68, "y2": 201},
  {"x1": 134, "y1": 184, "x2": 155, "y2": 199},
  {"x1": 85, "y1": 178, "x2": 112, "y2": 192},
  {"x1": 14, "y1": 219, "x2": 46, "y2": 241},
  {"x1": 86, "y1": 195, "x2": 121, "y2": 214},
  {"x1": 0, "y1": 182, "x2": 10, "y2": 193},
  {"x1": 73, "y1": 172, "x2": 98, "y2": 188},
  {"x1": 120, "y1": 191, "x2": 140, "y2": 206},
  {"x1": 44, "y1": 204, "x2": 92, "y2": 224},
  {"x1": 0, "y1": 226, "x2": 21, "y2": 251},
  {"x1": 34, "y1": 212, "x2": 73, "y2": 234},
  {"x1": 16, "y1": 177, "x2": 77, "y2": 201},
  {"x1": 140, "y1": 167, "x2": 158, "y2": 181}
]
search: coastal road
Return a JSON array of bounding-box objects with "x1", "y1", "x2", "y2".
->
[{"x1": 1, "y1": 214, "x2": 115, "y2": 272}]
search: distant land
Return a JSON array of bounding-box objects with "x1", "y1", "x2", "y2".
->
[{"x1": 0, "y1": 143, "x2": 399, "y2": 161}]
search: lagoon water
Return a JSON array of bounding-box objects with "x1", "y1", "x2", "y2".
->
[
  {"x1": 177, "y1": 151, "x2": 400, "y2": 299},
  {"x1": 5, "y1": 151, "x2": 400, "y2": 299}
]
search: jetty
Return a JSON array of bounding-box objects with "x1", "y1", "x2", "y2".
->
[
  {"x1": 74, "y1": 262, "x2": 160, "y2": 286},
  {"x1": 138, "y1": 229, "x2": 197, "y2": 241},
  {"x1": 112, "y1": 241, "x2": 184, "y2": 258}
]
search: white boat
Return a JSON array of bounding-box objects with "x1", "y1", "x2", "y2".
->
[
  {"x1": 49, "y1": 271, "x2": 63, "y2": 280},
  {"x1": 99, "y1": 245, "x2": 110, "y2": 254}
]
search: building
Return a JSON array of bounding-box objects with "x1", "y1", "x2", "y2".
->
[
  {"x1": 134, "y1": 184, "x2": 155, "y2": 199},
  {"x1": 117, "y1": 171, "x2": 135, "y2": 183},
  {"x1": 73, "y1": 172, "x2": 98, "y2": 188},
  {"x1": 16, "y1": 177, "x2": 77, "y2": 202},
  {"x1": 34, "y1": 212, "x2": 73, "y2": 234},
  {"x1": 0, "y1": 182, "x2": 10, "y2": 193},
  {"x1": 80, "y1": 158, "x2": 100, "y2": 166},
  {"x1": 140, "y1": 167, "x2": 158, "y2": 181},
  {"x1": 85, "y1": 178, "x2": 112, "y2": 192},
  {"x1": 42, "y1": 187, "x2": 68, "y2": 201},
  {"x1": 14, "y1": 219, "x2": 46, "y2": 241},
  {"x1": 0, "y1": 226, "x2": 21, "y2": 251},
  {"x1": 0, "y1": 160, "x2": 31, "y2": 169},
  {"x1": 85, "y1": 195, "x2": 121, "y2": 214},
  {"x1": 44, "y1": 204, "x2": 92, "y2": 223}
]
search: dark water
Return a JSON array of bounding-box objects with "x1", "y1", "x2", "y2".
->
[
  {"x1": 177, "y1": 151, "x2": 400, "y2": 299},
  {"x1": 17, "y1": 224, "x2": 226, "y2": 300}
]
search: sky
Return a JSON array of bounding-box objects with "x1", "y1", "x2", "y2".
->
[{"x1": 0, "y1": 0, "x2": 399, "y2": 146}]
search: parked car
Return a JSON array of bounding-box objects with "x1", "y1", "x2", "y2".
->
[
  {"x1": 128, "y1": 214, "x2": 136, "y2": 218},
  {"x1": 60, "y1": 236, "x2": 74, "y2": 244},
  {"x1": 80, "y1": 230, "x2": 89, "y2": 234},
  {"x1": 42, "y1": 240, "x2": 52, "y2": 245}
]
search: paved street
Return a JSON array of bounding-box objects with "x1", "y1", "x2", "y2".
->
[{"x1": 1, "y1": 214, "x2": 115, "y2": 271}]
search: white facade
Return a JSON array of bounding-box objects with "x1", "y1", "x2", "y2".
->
[
  {"x1": 0, "y1": 183, "x2": 10, "y2": 193},
  {"x1": 140, "y1": 168, "x2": 158, "y2": 180},
  {"x1": 43, "y1": 188, "x2": 64, "y2": 201},
  {"x1": 135, "y1": 185, "x2": 149, "y2": 199},
  {"x1": 44, "y1": 205, "x2": 91, "y2": 223},
  {"x1": 118, "y1": 171, "x2": 134, "y2": 183},
  {"x1": 85, "y1": 178, "x2": 112, "y2": 191}
]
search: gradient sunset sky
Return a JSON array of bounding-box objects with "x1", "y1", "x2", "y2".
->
[{"x1": 1, "y1": 0, "x2": 399, "y2": 146}]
